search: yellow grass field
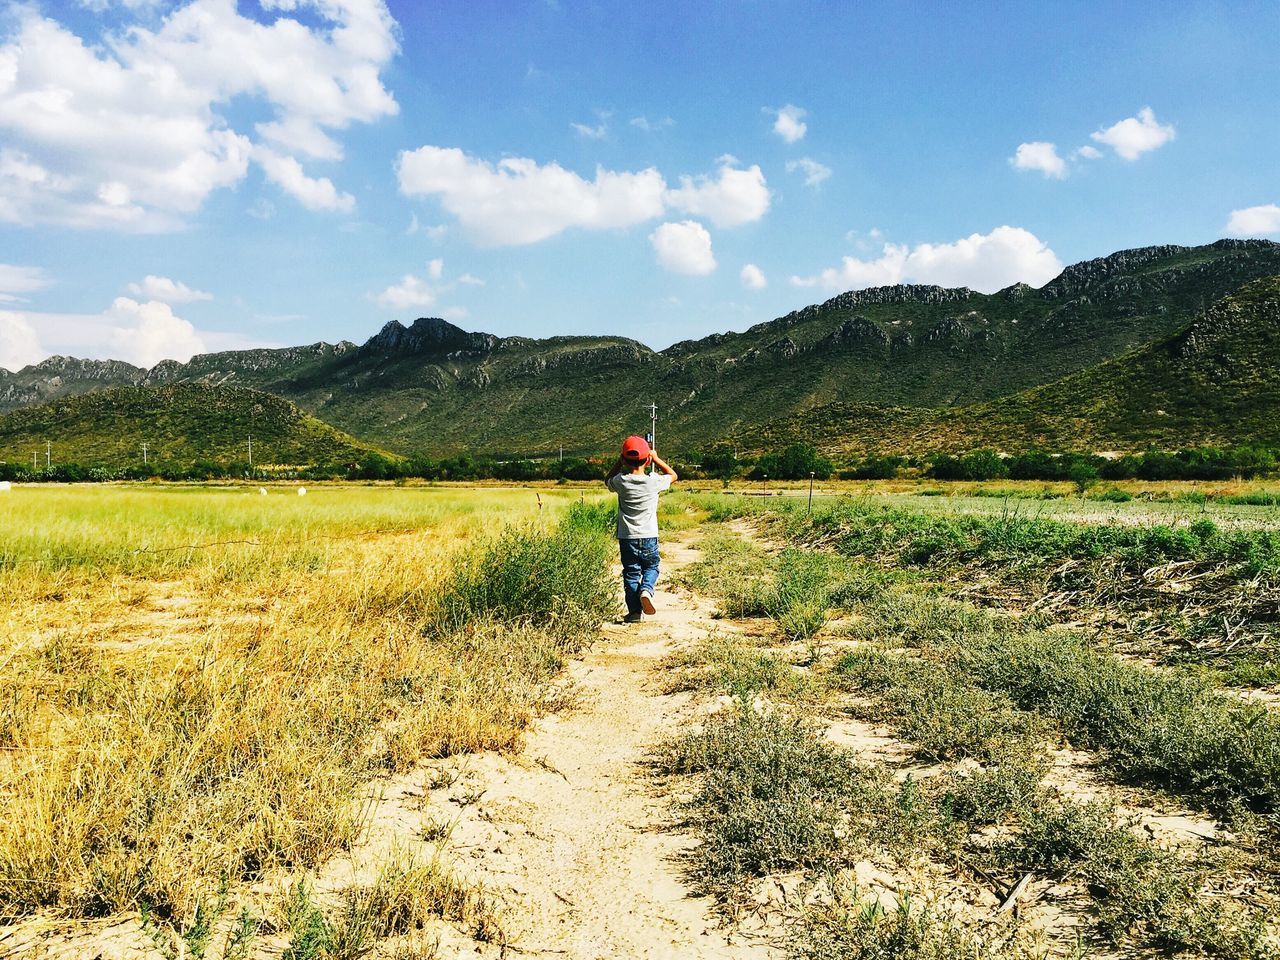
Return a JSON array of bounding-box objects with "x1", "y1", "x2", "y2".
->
[{"x1": 0, "y1": 484, "x2": 611, "y2": 946}]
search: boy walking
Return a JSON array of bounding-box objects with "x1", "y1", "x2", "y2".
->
[{"x1": 605, "y1": 435, "x2": 678, "y2": 622}]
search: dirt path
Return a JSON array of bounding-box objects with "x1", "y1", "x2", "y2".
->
[{"x1": 334, "y1": 535, "x2": 776, "y2": 959}]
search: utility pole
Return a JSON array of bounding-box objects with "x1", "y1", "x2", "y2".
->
[
  {"x1": 142, "y1": 442, "x2": 149, "y2": 466},
  {"x1": 808, "y1": 472, "x2": 816, "y2": 515},
  {"x1": 559, "y1": 443, "x2": 563, "y2": 462},
  {"x1": 33, "y1": 450, "x2": 38, "y2": 471},
  {"x1": 647, "y1": 401, "x2": 658, "y2": 448},
  {"x1": 248, "y1": 434, "x2": 253, "y2": 470},
  {"x1": 45, "y1": 441, "x2": 50, "y2": 468}
]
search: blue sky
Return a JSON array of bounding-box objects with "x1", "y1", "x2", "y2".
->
[{"x1": 1, "y1": 0, "x2": 1277, "y2": 371}]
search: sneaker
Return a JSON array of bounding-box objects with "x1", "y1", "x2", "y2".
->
[
  {"x1": 623, "y1": 612, "x2": 642, "y2": 623},
  {"x1": 640, "y1": 590, "x2": 656, "y2": 615}
]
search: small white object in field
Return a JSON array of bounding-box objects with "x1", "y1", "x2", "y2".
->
[
  {"x1": 298, "y1": 487, "x2": 307, "y2": 496},
  {"x1": 259, "y1": 487, "x2": 268, "y2": 496},
  {"x1": 0, "y1": 481, "x2": 10, "y2": 493}
]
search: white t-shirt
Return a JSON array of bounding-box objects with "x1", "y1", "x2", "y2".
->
[{"x1": 605, "y1": 471, "x2": 673, "y2": 539}]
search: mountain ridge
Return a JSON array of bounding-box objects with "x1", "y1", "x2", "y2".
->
[{"x1": 3, "y1": 238, "x2": 1280, "y2": 459}]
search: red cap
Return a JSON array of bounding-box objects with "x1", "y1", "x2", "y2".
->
[{"x1": 621, "y1": 435, "x2": 651, "y2": 462}]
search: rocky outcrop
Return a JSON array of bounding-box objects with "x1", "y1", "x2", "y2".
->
[{"x1": 359, "y1": 318, "x2": 497, "y2": 357}]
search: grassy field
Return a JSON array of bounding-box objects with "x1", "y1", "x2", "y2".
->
[
  {"x1": 658, "y1": 490, "x2": 1280, "y2": 958},
  {"x1": 0, "y1": 484, "x2": 615, "y2": 955}
]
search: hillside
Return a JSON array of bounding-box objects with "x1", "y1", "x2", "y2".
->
[
  {"x1": 760, "y1": 276, "x2": 1280, "y2": 455},
  {"x1": 2, "y1": 238, "x2": 1279, "y2": 458},
  {"x1": 0, "y1": 384, "x2": 386, "y2": 470}
]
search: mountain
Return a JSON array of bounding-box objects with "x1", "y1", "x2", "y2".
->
[
  {"x1": 0, "y1": 384, "x2": 387, "y2": 470},
  {"x1": 2, "y1": 238, "x2": 1279, "y2": 460}
]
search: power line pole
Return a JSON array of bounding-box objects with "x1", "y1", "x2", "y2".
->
[
  {"x1": 648, "y1": 401, "x2": 657, "y2": 448},
  {"x1": 45, "y1": 441, "x2": 50, "y2": 468},
  {"x1": 142, "y1": 442, "x2": 148, "y2": 466},
  {"x1": 247, "y1": 434, "x2": 253, "y2": 470},
  {"x1": 559, "y1": 443, "x2": 563, "y2": 462}
]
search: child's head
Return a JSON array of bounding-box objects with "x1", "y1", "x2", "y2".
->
[{"x1": 621, "y1": 435, "x2": 651, "y2": 471}]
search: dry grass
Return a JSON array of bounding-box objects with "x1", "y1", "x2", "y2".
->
[{"x1": 0, "y1": 486, "x2": 611, "y2": 934}]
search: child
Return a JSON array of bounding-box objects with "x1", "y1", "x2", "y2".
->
[{"x1": 604, "y1": 435, "x2": 678, "y2": 622}]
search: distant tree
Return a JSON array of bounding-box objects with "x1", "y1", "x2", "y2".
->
[{"x1": 1068, "y1": 460, "x2": 1099, "y2": 495}]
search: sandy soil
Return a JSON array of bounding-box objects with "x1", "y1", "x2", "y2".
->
[{"x1": 373, "y1": 536, "x2": 777, "y2": 958}]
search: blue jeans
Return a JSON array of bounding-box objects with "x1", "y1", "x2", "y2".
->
[{"x1": 619, "y1": 537, "x2": 660, "y2": 616}]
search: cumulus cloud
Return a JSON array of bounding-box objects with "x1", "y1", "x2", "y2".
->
[
  {"x1": 740, "y1": 263, "x2": 767, "y2": 290},
  {"x1": 126, "y1": 275, "x2": 212, "y2": 304},
  {"x1": 650, "y1": 221, "x2": 716, "y2": 275},
  {"x1": 255, "y1": 148, "x2": 356, "y2": 212},
  {"x1": 376, "y1": 273, "x2": 436, "y2": 310},
  {"x1": 665, "y1": 158, "x2": 771, "y2": 227},
  {"x1": 0, "y1": 264, "x2": 52, "y2": 303},
  {"x1": 1225, "y1": 204, "x2": 1280, "y2": 237},
  {"x1": 785, "y1": 157, "x2": 832, "y2": 187},
  {"x1": 771, "y1": 104, "x2": 807, "y2": 143},
  {"x1": 374, "y1": 259, "x2": 478, "y2": 310},
  {"x1": 105, "y1": 298, "x2": 207, "y2": 367},
  {"x1": 1073, "y1": 145, "x2": 1102, "y2": 160},
  {"x1": 0, "y1": 313, "x2": 43, "y2": 371},
  {"x1": 790, "y1": 226, "x2": 1062, "y2": 294},
  {"x1": 0, "y1": 1, "x2": 398, "y2": 229},
  {"x1": 1091, "y1": 107, "x2": 1175, "y2": 161},
  {"x1": 1010, "y1": 141, "x2": 1066, "y2": 179},
  {"x1": 397, "y1": 146, "x2": 667, "y2": 245}
]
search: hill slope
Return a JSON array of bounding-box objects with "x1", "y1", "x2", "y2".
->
[
  {"x1": 760, "y1": 276, "x2": 1280, "y2": 455},
  {"x1": 0, "y1": 384, "x2": 386, "y2": 470}
]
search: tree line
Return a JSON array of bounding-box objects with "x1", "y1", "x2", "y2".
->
[{"x1": 3, "y1": 443, "x2": 1278, "y2": 485}]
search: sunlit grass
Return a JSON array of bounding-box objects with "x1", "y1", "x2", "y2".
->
[{"x1": 0, "y1": 485, "x2": 613, "y2": 931}]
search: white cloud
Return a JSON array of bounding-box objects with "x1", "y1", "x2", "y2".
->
[
  {"x1": 0, "y1": 264, "x2": 52, "y2": 303},
  {"x1": 740, "y1": 263, "x2": 767, "y2": 290},
  {"x1": 1091, "y1": 107, "x2": 1175, "y2": 161},
  {"x1": 398, "y1": 147, "x2": 771, "y2": 244},
  {"x1": 397, "y1": 146, "x2": 667, "y2": 245},
  {"x1": 2, "y1": 303, "x2": 273, "y2": 367},
  {"x1": 790, "y1": 226, "x2": 1062, "y2": 294},
  {"x1": 376, "y1": 273, "x2": 436, "y2": 310},
  {"x1": 442, "y1": 306, "x2": 468, "y2": 320},
  {"x1": 1073, "y1": 145, "x2": 1102, "y2": 160},
  {"x1": 126, "y1": 275, "x2": 212, "y2": 304},
  {"x1": 374, "y1": 259, "x2": 481, "y2": 310},
  {"x1": 571, "y1": 121, "x2": 608, "y2": 140},
  {"x1": 0, "y1": 1, "x2": 397, "y2": 229},
  {"x1": 630, "y1": 115, "x2": 673, "y2": 132},
  {"x1": 650, "y1": 221, "x2": 716, "y2": 275},
  {"x1": 785, "y1": 157, "x2": 832, "y2": 187},
  {"x1": 1010, "y1": 141, "x2": 1066, "y2": 179},
  {"x1": 0, "y1": 313, "x2": 43, "y2": 371},
  {"x1": 105, "y1": 297, "x2": 207, "y2": 367},
  {"x1": 771, "y1": 104, "x2": 807, "y2": 143},
  {"x1": 255, "y1": 148, "x2": 356, "y2": 213},
  {"x1": 665, "y1": 158, "x2": 771, "y2": 227},
  {"x1": 1225, "y1": 204, "x2": 1280, "y2": 237}
]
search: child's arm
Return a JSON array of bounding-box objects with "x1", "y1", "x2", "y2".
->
[{"x1": 650, "y1": 451, "x2": 678, "y2": 482}]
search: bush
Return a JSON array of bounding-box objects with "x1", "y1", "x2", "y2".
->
[{"x1": 432, "y1": 514, "x2": 615, "y2": 643}]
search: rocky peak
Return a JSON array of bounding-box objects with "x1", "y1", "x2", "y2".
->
[{"x1": 360, "y1": 318, "x2": 498, "y2": 357}]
